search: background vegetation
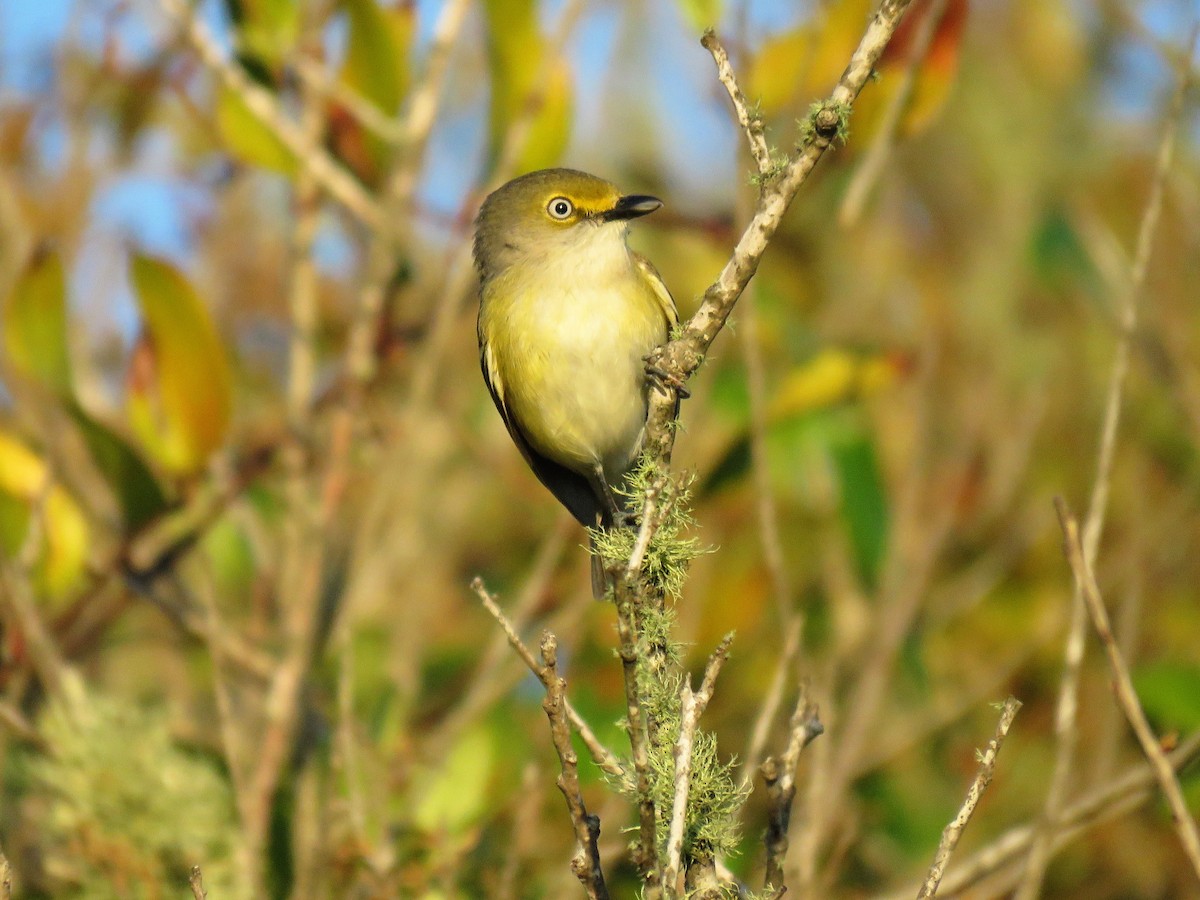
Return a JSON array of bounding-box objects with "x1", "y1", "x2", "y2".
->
[{"x1": 0, "y1": 0, "x2": 1198, "y2": 897}]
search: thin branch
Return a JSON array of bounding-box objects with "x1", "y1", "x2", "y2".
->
[
  {"x1": 644, "y1": 0, "x2": 917, "y2": 466},
  {"x1": 188, "y1": 866, "x2": 207, "y2": 900},
  {"x1": 541, "y1": 633, "x2": 610, "y2": 900},
  {"x1": 1016, "y1": 25, "x2": 1196, "y2": 895},
  {"x1": 874, "y1": 731, "x2": 1200, "y2": 900},
  {"x1": 916, "y1": 697, "x2": 1021, "y2": 899},
  {"x1": 663, "y1": 635, "x2": 734, "y2": 896},
  {"x1": 742, "y1": 616, "x2": 804, "y2": 788},
  {"x1": 0, "y1": 841, "x2": 11, "y2": 900},
  {"x1": 155, "y1": 0, "x2": 383, "y2": 229},
  {"x1": 839, "y1": 0, "x2": 950, "y2": 226},
  {"x1": 471, "y1": 578, "x2": 626, "y2": 781},
  {"x1": 1055, "y1": 500, "x2": 1200, "y2": 882},
  {"x1": 701, "y1": 31, "x2": 773, "y2": 176},
  {"x1": 761, "y1": 688, "x2": 824, "y2": 893}
]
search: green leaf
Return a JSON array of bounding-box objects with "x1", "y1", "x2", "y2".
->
[
  {"x1": 1132, "y1": 662, "x2": 1200, "y2": 732},
  {"x1": 66, "y1": 402, "x2": 169, "y2": 532},
  {"x1": 412, "y1": 723, "x2": 494, "y2": 835},
  {"x1": 341, "y1": 0, "x2": 413, "y2": 115},
  {"x1": 215, "y1": 84, "x2": 297, "y2": 175},
  {"x1": 830, "y1": 430, "x2": 889, "y2": 593},
  {"x1": 128, "y1": 255, "x2": 234, "y2": 474},
  {"x1": 481, "y1": 0, "x2": 572, "y2": 170},
  {"x1": 3, "y1": 248, "x2": 72, "y2": 397},
  {"x1": 675, "y1": 0, "x2": 722, "y2": 32}
]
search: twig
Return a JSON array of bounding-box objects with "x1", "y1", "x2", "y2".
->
[
  {"x1": 742, "y1": 615, "x2": 803, "y2": 788},
  {"x1": 471, "y1": 578, "x2": 626, "y2": 781},
  {"x1": 839, "y1": 0, "x2": 951, "y2": 226},
  {"x1": 701, "y1": 31, "x2": 773, "y2": 176},
  {"x1": 188, "y1": 865, "x2": 207, "y2": 900},
  {"x1": 662, "y1": 635, "x2": 734, "y2": 896},
  {"x1": 1055, "y1": 500, "x2": 1200, "y2": 882},
  {"x1": 916, "y1": 697, "x2": 1022, "y2": 899},
  {"x1": 873, "y1": 731, "x2": 1200, "y2": 900},
  {"x1": 155, "y1": 0, "x2": 383, "y2": 229},
  {"x1": 541, "y1": 633, "x2": 609, "y2": 900},
  {"x1": 761, "y1": 688, "x2": 824, "y2": 893},
  {"x1": 0, "y1": 841, "x2": 11, "y2": 900},
  {"x1": 1015, "y1": 25, "x2": 1196, "y2": 896},
  {"x1": 643, "y1": 0, "x2": 917, "y2": 481}
]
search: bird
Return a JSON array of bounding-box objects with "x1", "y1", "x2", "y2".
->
[{"x1": 474, "y1": 168, "x2": 677, "y2": 596}]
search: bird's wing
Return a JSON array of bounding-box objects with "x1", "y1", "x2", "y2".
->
[
  {"x1": 478, "y1": 337, "x2": 602, "y2": 528},
  {"x1": 632, "y1": 252, "x2": 678, "y2": 331}
]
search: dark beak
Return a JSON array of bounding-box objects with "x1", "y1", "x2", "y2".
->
[{"x1": 603, "y1": 194, "x2": 662, "y2": 222}]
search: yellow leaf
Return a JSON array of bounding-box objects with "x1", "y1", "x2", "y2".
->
[
  {"x1": 127, "y1": 256, "x2": 233, "y2": 474},
  {"x1": 770, "y1": 348, "x2": 906, "y2": 420},
  {"x1": 3, "y1": 247, "x2": 72, "y2": 397},
  {"x1": 216, "y1": 84, "x2": 297, "y2": 175},
  {"x1": 0, "y1": 430, "x2": 90, "y2": 599}
]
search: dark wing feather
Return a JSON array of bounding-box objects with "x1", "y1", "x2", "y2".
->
[{"x1": 479, "y1": 340, "x2": 602, "y2": 528}]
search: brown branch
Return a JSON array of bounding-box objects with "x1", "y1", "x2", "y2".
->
[
  {"x1": 761, "y1": 687, "x2": 824, "y2": 893},
  {"x1": 1055, "y1": 500, "x2": 1200, "y2": 882},
  {"x1": 154, "y1": 0, "x2": 383, "y2": 229},
  {"x1": 701, "y1": 31, "x2": 773, "y2": 176},
  {"x1": 916, "y1": 697, "x2": 1021, "y2": 899},
  {"x1": 471, "y1": 578, "x2": 626, "y2": 781},
  {"x1": 541, "y1": 633, "x2": 609, "y2": 900},
  {"x1": 188, "y1": 865, "x2": 207, "y2": 900},
  {"x1": 662, "y1": 635, "x2": 734, "y2": 896},
  {"x1": 874, "y1": 731, "x2": 1200, "y2": 900},
  {"x1": 1016, "y1": 25, "x2": 1196, "y2": 896}
]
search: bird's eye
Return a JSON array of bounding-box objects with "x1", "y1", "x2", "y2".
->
[{"x1": 547, "y1": 197, "x2": 574, "y2": 220}]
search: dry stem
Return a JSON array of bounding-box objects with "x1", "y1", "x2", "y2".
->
[
  {"x1": 1016, "y1": 25, "x2": 1196, "y2": 896},
  {"x1": 761, "y1": 688, "x2": 824, "y2": 892},
  {"x1": 662, "y1": 635, "x2": 734, "y2": 896},
  {"x1": 541, "y1": 633, "x2": 609, "y2": 900},
  {"x1": 916, "y1": 697, "x2": 1022, "y2": 898},
  {"x1": 1055, "y1": 500, "x2": 1200, "y2": 882}
]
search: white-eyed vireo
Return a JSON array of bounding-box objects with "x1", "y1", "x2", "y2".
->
[{"x1": 475, "y1": 168, "x2": 678, "y2": 596}]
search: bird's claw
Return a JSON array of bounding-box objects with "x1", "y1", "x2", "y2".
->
[{"x1": 644, "y1": 358, "x2": 691, "y2": 399}]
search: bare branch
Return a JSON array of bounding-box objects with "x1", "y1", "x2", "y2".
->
[
  {"x1": 1055, "y1": 501, "x2": 1200, "y2": 882},
  {"x1": 701, "y1": 31, "x2": 773, "y2": 176},
  {"x1": 540, "y1": 633, "x2": 610, "y2": 900},
  {"x1": 471, "y1": 578, "x2": 626, "y2": 781},
  {"x1": 874, "y1": 731, "x2": 1200, "y2": 900},
  {"x1": 917, "y1": 697, "x2": 1021, "y2": 899},
  {"x1": 188, "y1": 866, "x2": 207, "y2": 900},
  {"x1": 662, "y1": 635, "x2": 734, "y2": 895},
  {"x1": 1017, "y1": 25, "x2": 1197, "y2": 895},
  {"x1": 155, "y1": 0, "x2": 383, "y2": 229},
  {"x1": 644, "y1": 0, "x2": 917, "y2": 465},
  {"x1": 762, "y1": 688, "x2": 824, "y2": 893}
]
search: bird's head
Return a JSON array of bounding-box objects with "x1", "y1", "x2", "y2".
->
[{"x1": 473, "y1": 168, "x2": 662, "y2": 281}]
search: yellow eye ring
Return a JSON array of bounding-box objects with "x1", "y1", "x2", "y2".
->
[{"x1": 547, "y1": 197, "x2": 574, "y2": 220}]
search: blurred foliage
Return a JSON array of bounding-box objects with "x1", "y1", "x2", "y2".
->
[
  {"x1": 0, "y1": 0, "x2": 1197, "y2": 897},
  {"x1": 25, "y1": 693, "x2": 245, "y2": 898}
]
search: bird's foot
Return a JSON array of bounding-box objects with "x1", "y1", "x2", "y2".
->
[{"x1": 644, "y1": 358, "x2": 691, "y2": 399}]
